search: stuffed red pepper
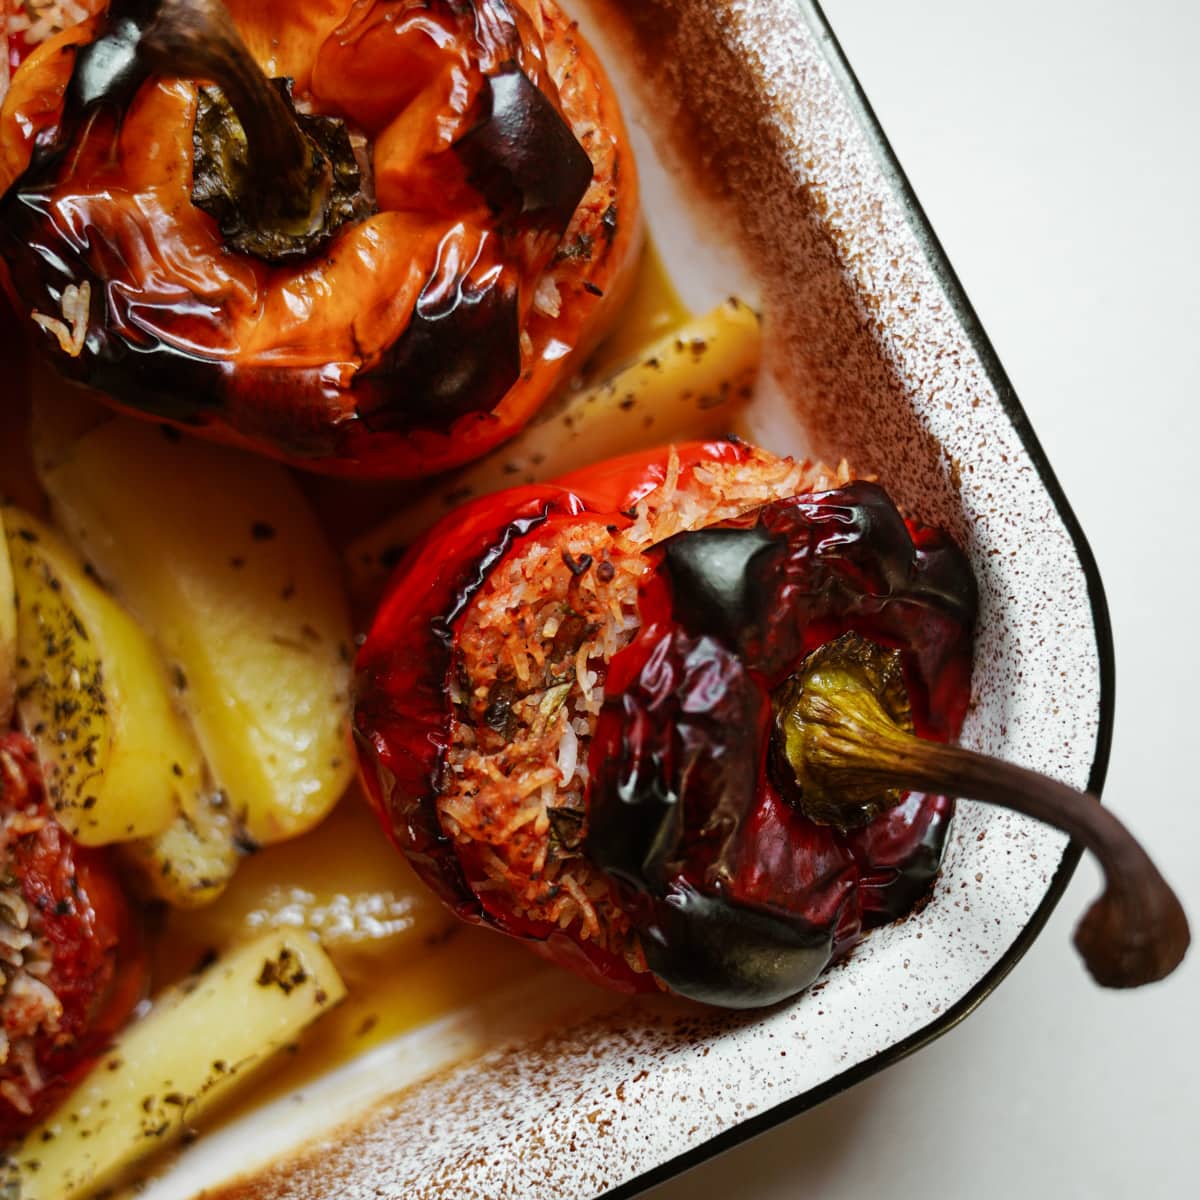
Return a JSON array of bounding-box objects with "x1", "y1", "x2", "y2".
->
[{"x1": 354, "y1": 441, "x2": 1187, "y2": 1006}]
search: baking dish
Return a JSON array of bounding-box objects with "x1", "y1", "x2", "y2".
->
[{"x1": 113, "y1": 0, "x2": 1112, "y2": 1195}]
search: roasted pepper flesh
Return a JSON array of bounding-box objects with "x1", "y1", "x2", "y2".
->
[{"x1": 0, "y1": 0, "x2": 638, "y2": 476}]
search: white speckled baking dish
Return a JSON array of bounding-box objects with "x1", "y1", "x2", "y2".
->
[{"x1": 134, "y1": 1, "x2": 1112, "y2": 1196}]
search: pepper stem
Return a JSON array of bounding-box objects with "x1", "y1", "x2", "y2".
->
[
  {"x1": 137, "y1": 0, "x2": 334, "y2": 252},
  {"x1": 774, "y1": 634, "x2": 1190, "y2": 988}
]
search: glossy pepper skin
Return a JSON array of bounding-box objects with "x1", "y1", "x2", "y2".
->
[
  {"x1": 355, "y1": 442, "x2": 978, "y2": 1006},
  {"x1": 586, "y1": 478, "x2": 975, "y2": 1005},
  {"x1": 0, "y1": 0, "x2": 638, "y2": 477},
  {"x1": 0, "y1": 734, "x2": 146, "y2": 1140}
]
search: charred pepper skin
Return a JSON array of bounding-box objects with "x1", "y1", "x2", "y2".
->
[
  {"x1": 0, "y1": 734, "x2": 146, "y2": 1141},
  {"x1": 355, "y1": 443, "x2": 978, "y2": 1004},
  {"x1": 587, "y1": 482, "x2": 976, "y2": 1007},
  {"x1": 0, "y1": 0, "x2": 638, "y2": 477}
]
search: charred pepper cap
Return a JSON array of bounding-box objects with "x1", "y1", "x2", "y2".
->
[{"x1": 586, "y1": 481, "x2": 978, "y2": 1007}]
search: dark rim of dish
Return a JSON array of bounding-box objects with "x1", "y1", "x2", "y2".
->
[{"x1": 600, "y1": 0, "x2": 1113, "y2": 1195}]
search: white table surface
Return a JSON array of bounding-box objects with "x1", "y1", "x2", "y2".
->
[{"x1": 645, "y1": 1, "x2": 1200, "y2": 1197}]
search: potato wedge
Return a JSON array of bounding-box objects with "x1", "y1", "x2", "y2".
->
[
  {"x1": 0, "y1": 509, "x2": 16, "y2": 726},
  {"x1": 153, "y1": 792, "x2": 456, "y2": 981},
  {"x1": 347, "y1": 298, "x2": 762, "y2": 603},
  {"x1": 37, "y1": 417, "x2": 355, "y2": 846},
  {"x1": 1, "y1": 931, "x2": 346, "y2": 1200},
  {"x1": 3, "y1": 507, "x2": 204, "y2": 845},
  {"x1": 122, "y1": 785, "x2": 242, "y2": 909}
]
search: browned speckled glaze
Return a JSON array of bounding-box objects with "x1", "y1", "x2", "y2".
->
[
  {"x1": 147, "y1": 2, "x2": 1106, "y2": 1197},
  {"x1": 596, "y1": 0, "x2": 967, "y2": 534}
]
